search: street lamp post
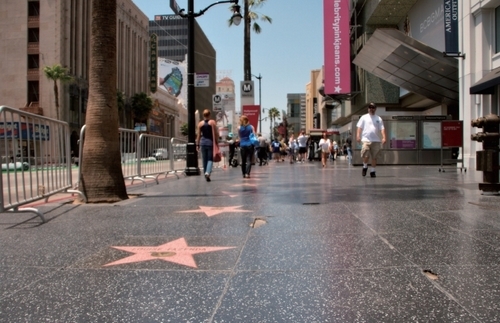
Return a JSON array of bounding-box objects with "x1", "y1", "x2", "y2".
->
[
  {"x1": 251, "y1": 73, "x2": 262, "y2": 133},
  {"x1": 178, "y1": 0, "x2": 242, "y2": 176}
]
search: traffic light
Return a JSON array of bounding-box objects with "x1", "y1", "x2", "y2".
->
[{"x1": 471, "y1": 114, "x2": 500, "y2": 193}]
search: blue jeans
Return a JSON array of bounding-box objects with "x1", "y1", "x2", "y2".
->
[
  {"x1": 240, "y1": 145, "x2": 254, "y2": 175},
  {"x1": 201, "y1": 145, "x2": 213, "y2": 175},
  {"x1": 347, "y1": 147, "x2": 352, "y2": 163}
]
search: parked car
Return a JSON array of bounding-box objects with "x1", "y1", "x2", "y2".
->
[
  {"x1": 151, "y1": 148, "x2": 168, "y2": 160},
  {"x1": 172, "y1": 144, "x2": 187, "y2": 160}
]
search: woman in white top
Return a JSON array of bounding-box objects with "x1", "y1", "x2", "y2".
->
[{"x1": 318, "y1": 132, "x2": 331, "y2": 168}]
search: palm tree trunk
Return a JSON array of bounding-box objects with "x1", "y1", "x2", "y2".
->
[
  {"x1": 244, "y1": 0, "x2": 251, "y2": 81},
  {"x1": 80, "y1": 0, "x2": 128, "y2": 202}
]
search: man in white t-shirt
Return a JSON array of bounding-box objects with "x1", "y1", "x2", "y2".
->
[
  {"x1": 297, "y1": 130, "x2": 308, "y2": 162},
  {"x1": 356, "y1": 103, "x2": 386, "y2": 178}
]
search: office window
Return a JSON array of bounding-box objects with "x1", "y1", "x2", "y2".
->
[
  {"x1": 28, "y1": 1, "x2": 40, "y2": 16},
  {"x1": 27, "y1": 81, "x2": 39, "y2": 103}
]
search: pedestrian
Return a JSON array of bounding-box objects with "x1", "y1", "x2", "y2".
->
[
  {"x1": 297, "y1": 130, "x2": 308, "y2": 162},
  {"x1": 271, "y1": 138, "x2": 281, "y2": 162},
  {"x1": 332, "y1": 140, "x2": 338, "y2": 160},
  {"x1": 288, "y1": 134, "x2": 297, "y2": 164},
  {"x1": 279, "y1": 137, "x2": 288, "y2": 162},
  {"x1": 196, "y1": 109, "x2": 219, "y2": 182},
  {"x1": 356, "y1": 102, "x2": 386, "y2": 177},
  {"x1": 238, "y1": 115, "x2": 256, "y2": 178},
  {"x1": 227, "y1": 133, "x2": 237, "y2": 167},
  {"x1": 345, "y1": 132, "x2": 352, "y2": 165},
  {"x1": 257, "y1": 133, "x2": 268, "y2": 166},
  {"x1": 318, "y1": 132, "x2": 331, "y2": 167}
]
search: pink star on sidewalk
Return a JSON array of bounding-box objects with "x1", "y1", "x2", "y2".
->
[
  {"x1": 177, "y1": 205, "x2": 252, "y2": 217},
  {"x1": 103, "y1": 237, "x2": 235, "y2": 268}
]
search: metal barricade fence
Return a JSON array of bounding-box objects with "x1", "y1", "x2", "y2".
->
[
  {"x1": 77, "y1": 126, "x2": 189, "y2": 190},
  {"x1": 0, "y1": 105, "x2": 83, "y2": 222},
  {"x1": 136, "y1": 133, "x2": 173, "y2": 184},
  {"x1": 170, "y1": 137, "x2": 190, "y2": 177}
]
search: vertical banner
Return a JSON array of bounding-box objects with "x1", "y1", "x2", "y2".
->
[
  {"x1": 444, "y1": 0, "x2": 459, "y2": 54},
  {"x1": 149, "y1": 34, "x2": 158, "y2": 93},
  {"x1": 323, "y1": 0, "x2": 351, "y2": 95},
  {"x1": 242, "y1": 105, "x2": 260, "y2": 131}
]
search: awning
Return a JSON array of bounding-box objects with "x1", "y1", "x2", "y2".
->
[
  {"x1": 353, "y1": 29, "x2": 458, "y2": 105},
  {"x1": 470, "y1": 67, "x2": 500, "y2": 94}
]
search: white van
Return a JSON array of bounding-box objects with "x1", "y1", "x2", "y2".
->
[{"x1": 151, "y1": 148, "x2": 168, "y2": 160}]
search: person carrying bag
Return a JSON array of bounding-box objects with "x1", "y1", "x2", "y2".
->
[{"x1": 238, "y1": 115, "x2": 256, "y2": 178}]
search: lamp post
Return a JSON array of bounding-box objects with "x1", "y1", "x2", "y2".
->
[
  {"x1": 251, "y1": 73, "x2": 262, "y2": 133},
  {"x1": 178, "y1": 0, "x2": 242, "y2": 176}
]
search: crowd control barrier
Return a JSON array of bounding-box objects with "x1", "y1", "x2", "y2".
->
[
  {"x1": 76, "y1": 126, "x2": 191, "y2": 191},
  {"x1": 0, "y1": 105, "x2": 84, "y2": 222}
]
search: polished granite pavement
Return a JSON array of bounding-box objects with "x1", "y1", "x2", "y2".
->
[{"x1": 1, "y1": 159, "x2": 500, "y2": 322}]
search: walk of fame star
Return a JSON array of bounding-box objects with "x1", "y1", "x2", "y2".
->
[
  {"x1": 103, "y1": 237, "x2": 235, "y2": 268},
  {"x1": 177, "y1": 205, "x2": 252, "y2": 217}
]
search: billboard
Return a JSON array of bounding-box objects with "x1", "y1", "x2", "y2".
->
[
  {"x1": 158, "y1": 57, "x2": 187, "y2": 107},
  {"x1": 323, "y1": 0, "x2": 351, "y2": 95}
]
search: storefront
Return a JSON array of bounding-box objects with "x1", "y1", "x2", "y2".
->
[{"x1": 350, "y1": 115, "x2": 456, "y2": 165}]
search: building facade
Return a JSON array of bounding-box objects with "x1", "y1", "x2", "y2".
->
[
  {"x1": 318, "y1": 0, "x2": 471, "y2": 165},
  {"x1": 0, "y1": 0, "x2": 150, "y2": 152},
  {"x1": 150, "y1": 14, "x2": 216, "y2": 123},
  {"x1": 285, "y1": 93, "x2": 305, "y2": 137},
  {"x1": 465, "y1": 0, "x2": 500, "y2": 170},
  {"x1": 215, "y1": 77, "x2": 237, "y2": 134}
]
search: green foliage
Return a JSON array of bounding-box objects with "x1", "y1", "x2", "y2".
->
[
  {"x1": 43, "y1": 64, "x2": 73, "y2": 83},
  {"x1": 180, "y1": 123, "x2": 189, "y2": 136},
  {"x1": 268, "y1": 107, "x2": 280, "y2": 120},
  {"x1": 117, "y1": 90, "x2": 126, "y2": 112},
  {"x1": 130, "y1": 92, "x2": 153, "y2": 122},
  {"x1": 43, "y1": 64, "x2": 74, "y2": 120}
]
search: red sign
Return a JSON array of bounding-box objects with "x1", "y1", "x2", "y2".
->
[
  {"x1": 323, "y1": 0, "x2": 351, "y2": 95},
  {"x1": 242, "y1": 105, "x2": 260, "y2": 131},
  {"x1": 441, "y1": 120, "x2": 463, "y2": 147}
]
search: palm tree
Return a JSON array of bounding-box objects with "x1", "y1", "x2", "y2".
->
[
  {"x1": 43, "y1": 64, "x2": 73, "y2": 120},
  {"x1": 268, "y1": 107, "x2": 280, "y2": 140},
  {"x1": 230, "y1": 0, "x2": 272, "y2": 81},
  {"x1": 80, "y1": 0, "x2": 128, "y2": 203},
  {"x1": 131, "y1": 92, "x2": 153, "y2": 124}
]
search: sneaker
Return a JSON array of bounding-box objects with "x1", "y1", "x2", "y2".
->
[
  {"x1": 205, "y1": 173, "x2": 211, "y2": 182},
  {"x1": 362, "y1": 167, "x2": 368, "y2": 176},
  {"x1": 370, "y1": 171, "x2": 376, "y2": 178}
]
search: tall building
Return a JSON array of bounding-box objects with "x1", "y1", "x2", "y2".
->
[
  {"x1": 286, "y1": 93, "x2": 305, "y2": 137},
  {"x1": 149, "y1": 14, "x2": 216, "y2": 121},
  {"x1": 0, "y1": 0, "x2": 149, "y2": 150},
  {"x1": 215, "y1": 77, "x2": 236, "y2": 134}
]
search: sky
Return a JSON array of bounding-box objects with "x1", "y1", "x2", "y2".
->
[{"x1": 132, "y1": 0, "x2": 325, "y2": 137}]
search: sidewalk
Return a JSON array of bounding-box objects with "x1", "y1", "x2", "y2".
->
[{"x1": 1, "y1": 159, "x2": 500, "y2": 322}]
